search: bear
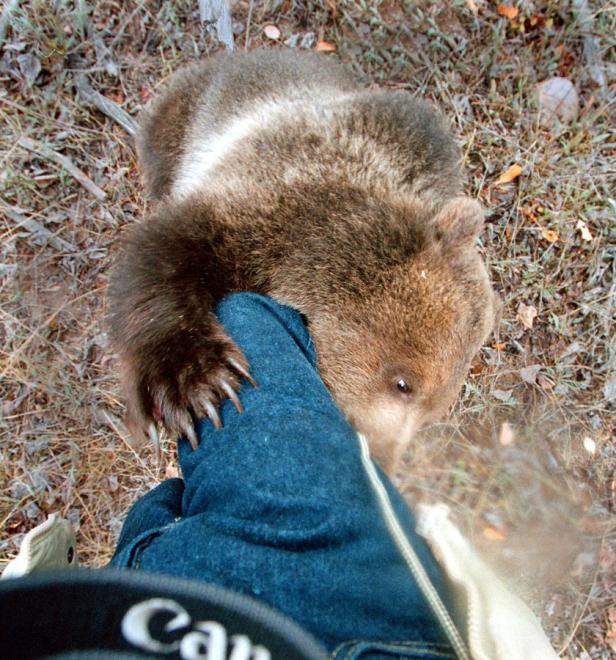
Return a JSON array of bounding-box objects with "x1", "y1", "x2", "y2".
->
[{"x1": 108, "y1": 49, "x2": 497, "y2": 473}]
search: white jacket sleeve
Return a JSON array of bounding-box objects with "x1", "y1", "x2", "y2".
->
[{"x1": 417, "y1": 503, "x2": 558, "y2": 660}]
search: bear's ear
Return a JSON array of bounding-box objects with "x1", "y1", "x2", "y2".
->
[{"x1": 431, "y1": 197, "x2": 485, "y2": 247}]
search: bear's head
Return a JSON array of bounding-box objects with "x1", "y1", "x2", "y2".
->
[{"x1": 310, "y1": 198, "x2": 497, "y2": 473}]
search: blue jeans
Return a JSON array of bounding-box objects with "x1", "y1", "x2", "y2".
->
[{"x1": 110, "y1": 294, "x2": 461, "y2": 659}]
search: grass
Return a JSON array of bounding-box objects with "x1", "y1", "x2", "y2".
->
[{"x1": 1, "y1": 0, "x2": 614, "y2": 656}]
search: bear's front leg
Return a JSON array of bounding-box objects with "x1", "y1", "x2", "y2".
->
[{"x1": 108, "y1": 198, "x2": 254, "y2": 448}]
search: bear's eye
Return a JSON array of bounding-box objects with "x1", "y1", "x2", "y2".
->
[
  {"x1": 385, "y1": 367, "x2": 416, "y2": 401},
  {"x1": 395, "y1": 378, "x2": 413, "y2": 398}
]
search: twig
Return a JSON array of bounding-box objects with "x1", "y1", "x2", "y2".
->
[
  {"x1": 110, "y1": 2, "x2": 148, "y2": 48},
  {"x1": 198, "y1": 0, "x2": 234, "y2": 51},
  {"x1": 3, "y1": 205, "x2": 77, "y2": 253},
  {"x1": 0, "y1": 0, "x2": 20, "y2": 50},
  {"x1": 97, "y1": 409, "x2": 160, "y2": 479},
  {"x1": 1, "y1": 383, "x2": 36, "y2": 417},
  {"x1": 0, "y1": 95, "x2": 105, "y2": 137},
  {"x1": 17, "y1": 136, "x2": 107, "y2": 201},
  {"x1": 558, "y1": 553, "x2": 602, "y2": 655},
  {"x1": 74, "y1": 74, "x2": 139, "y2": 137},
  {"x1": 572, "y1": 0, "x2": 608, "y2": 98},
  {"x1": 0, "y1": 288, "x2": 99, "y2": 381},
  {"x1": 244, "y1": 0, "x2": 254, "y2": 50}
]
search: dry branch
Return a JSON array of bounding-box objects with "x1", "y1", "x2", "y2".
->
[
  {"x1": 0, "y1": 0, "x2": 20, "y2": 49},
  {"x1": 17, "y1": 136, "x2": 107, "y2": 201},
  {"x1": 199, "y1": 0, "x2": 234, "y2": 50},
  {"x1": 74, "y1": 75, "x2": 139, "y2": 137},
  {"x1": 3, "y1": 206, "x2": 77, "y2": 253}
]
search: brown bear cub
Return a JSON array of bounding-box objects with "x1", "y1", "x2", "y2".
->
[{"x1": 108, "y1": 49, "x2": 496, "y2": 473}]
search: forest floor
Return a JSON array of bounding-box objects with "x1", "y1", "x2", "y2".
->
[{"x1": 1, "y1": 1, "x2": 614, "y2": 657}]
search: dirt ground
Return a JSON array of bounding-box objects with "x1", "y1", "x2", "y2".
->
[{"x1": 1, "y1": 1, "x2": 614, "y2": 657}]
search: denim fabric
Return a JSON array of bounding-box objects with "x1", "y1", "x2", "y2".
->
[{"x1": 110, "y1": 293, "x2": 457, "y2": 657}]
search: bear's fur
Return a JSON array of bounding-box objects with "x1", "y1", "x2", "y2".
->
[{"x1": 108, "y1": 49, "x2": 496, "y2": 472}]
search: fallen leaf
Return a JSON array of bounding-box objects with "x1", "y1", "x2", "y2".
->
[
  {"x1": 517, "y1": 302, "x2": 537, "y2": 329},
  {"x1": 300, "y1": 32, "x2": 316, "y2": 49},
  {"x1": 607, "y1": 608, "x2": 616, "y2": 652},
  {"x1": 601, "y1": 544, "x2": 615, "y2": 593},
  {"x1": 499, "y1": 421, "x2": 515, "y2": 446},
  {"x1": 603, "y1": 377, "x2": 616, "y2": 402},
  {"x1": 496, "y1": 5, "x2": 519, "y2": 19},
  {"x1": 492, "y1": 388, "x2": 513, "y2": 402},
  {"x1": 576, "y1": 219, "x2": 593, "y2": 241},
  {"x1": 140, "y1": 84, "x2": 152, "y2": 103},
  {"x1": 482, "y1": 526, "x2": 507, "y2": 542},
  {"x1": 17, "y1": 53, "x2": 41, "y2": 87},
  {"x1": 536, "y1": 77, "x2": 579, "y2": 125},
  {"x1": 541, "y1": 228, "x2": 559, "y2": 242},
  {"x1": 495, "y1": 164, "x2": 522, "y2": 185},
  {"x1": 315, "y1": 40, "x2": 336, "y2": 52},
  {"x1": 470, "y1": 359, "x2": 487, "y2": 375},
  {"x1": 561, "y1": 340, "x2": 584, "y2": 359},
  {"x1": 521, "y1": 205, "x2": 537, "y2": 221},
  {"x1": 537, "y1": 373, "x2": 555, "y2": 390},
  {"x1": 110, "y1": 91, "x2": 125, "y2": 105},
  {"x1": 325, "y1": 0, "x2": 339, "y2": 17},
  {"x1": 494, "y1": 342, "x2": 506, "y2": 351},
  {"x1": 582, "y1": 436, "x2": 596, "y2": 456},
  {"x1": 0, "y1": 383, "x2": 35, "y2": 417},
  {"x1": 165, "y1": 464, "x2": 179, "y2": 479},
  {"x1": 264, "y1": 24, "x2": 281, "y2": 40},
  {"x1": 607, "y1": 606, "x2": 616, "y2": 639},
  {"x1": 466, "y1": 0, "x2": 479, "y2": 15},
  {"x1": 519, "y1": 364, "x2": 542, "y2": 384}
]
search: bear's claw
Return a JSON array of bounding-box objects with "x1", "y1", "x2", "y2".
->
[{"x1": 121, "y1": 325, "x2": 256, "y2": 451}]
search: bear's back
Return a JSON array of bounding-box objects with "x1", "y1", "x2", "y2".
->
[
  {"x1": 138, "y1": 50, "x2": 462, "y2": 204},
  {"x1": 137, "y1": 50, "x2": 356, "y2": 199}
]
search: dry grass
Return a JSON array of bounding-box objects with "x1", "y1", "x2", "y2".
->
[{"x1": 1, "y1": 1, "x2": 614, "y2": 657}]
